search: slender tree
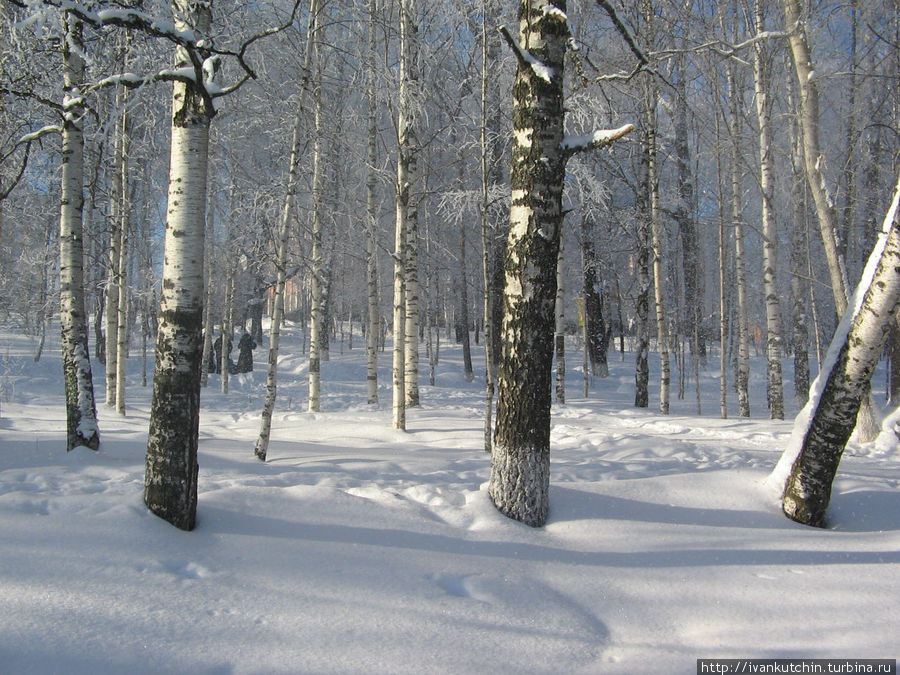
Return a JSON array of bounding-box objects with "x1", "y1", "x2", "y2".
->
[
  {"x1": 254, "y1": 0, "x2": 318, "y2": 461},
  {"x1": 752, "y1": 0, "x2": 783, "y2": 419},
  {"x1": 59, "y1": 12, "x2": 100, "y2": 451}
]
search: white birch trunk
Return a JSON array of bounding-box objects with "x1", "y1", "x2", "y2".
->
[
  {"x1": 782, "y1": 0, "x2": 850, "y2": 314},
  {"x1": 144, "y1": 0, "x2": 211, "y2": 531},
  {"x1": 783, "y1": 0, "x2": 880, "y2": 442},
  {"x1": 402, "y1": 0, "x2": 420, "y2": 410},
  {"x1": 779, "y1": 172, "x2": 900, "y2": 527},
  {"x1": 59, "y1": 13, "x2": 100, "y2": 451},
  {"x1": 726, "y1": 47, "x2": 751, "y2": 418},
  {"x1": 753, "y1": 0, "x2": 784, "y2": 420},
  {"x1": 365, "y1": 0, "x2": 379, "y2": 405},
  {"x1": 644, "y1": 69, "x2": 669, "y2": 416},
  {"x1": 308, "y1": 55, "x2": 325, "y2": 414},
  {"x1": 105, "y1": 98, "x2": 123, "y2": 407},
  {"x1": 115, "y1": 102, "x2": 130, "y2": 416}
]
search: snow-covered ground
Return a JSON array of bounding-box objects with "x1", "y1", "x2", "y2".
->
[{"x1": 1, "y1": 323, "x2": 898, "y2": 674}]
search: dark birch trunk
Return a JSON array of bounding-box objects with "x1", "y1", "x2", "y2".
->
[
  {"x1": 489, "y1": 0, "x2": 569, "y2": 527},
  {"x1": 490, "y1": 0, "x2": 628, "y2": 526},
  {"x1": 581, "y1": 215, "x2": 608, "y2": 378}
]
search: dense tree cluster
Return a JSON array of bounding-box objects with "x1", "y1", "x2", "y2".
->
[{"x1": 1, "y1": 0, "x2": 898, "y2": 529}]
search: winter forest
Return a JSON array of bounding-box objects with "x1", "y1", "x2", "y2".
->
[{"x1": 2, "y1": 0, "x2": 900, "y2": 672}]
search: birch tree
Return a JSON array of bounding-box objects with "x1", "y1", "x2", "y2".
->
[
  {"x1": 489, "y1": 0, "x2": 631, "y2": 526},
  {"x1": 782, "y1": 0, "x2": 880, "y2": 442},
  {"x1": 144, "y1": 0, "x2": 214, "y2": 531},
  {"x1": 777, "y1": 173, "x2": 900, "y2": 528},
  {"x1": 392, "y1": 0, "x2": 419, "y2": 429},
  {"x1": 254, "y1": 0, "x2": 318, "y2": 461},
  {"x1": 59, "y1": 12, "x2": 100, "y2": 451},
  {"x1": 364, "y1": 0, "x2": 379, "y2": 406},
  {"x1": 751, "y1": 0, "x2": 783, "y2": 419}
]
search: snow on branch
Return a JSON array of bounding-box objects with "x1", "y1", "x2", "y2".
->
[
  {"x1": 561, "y1": 124, "x2": 634, "y2": 159},
  {"x1": 498, "y1": 25, "x2": 554, "y2": 84},
  {"x1": 29, "y1": 0, "x2": 305, "y2": 109}
]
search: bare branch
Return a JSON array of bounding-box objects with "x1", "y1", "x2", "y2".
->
[{"x1": 593, "y1": 0, "x2": 650, "y2": 67}]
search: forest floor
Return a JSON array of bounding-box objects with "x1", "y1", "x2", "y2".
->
[{"x1": 1, "y1": 322, "x2": 898, "y2": 674}]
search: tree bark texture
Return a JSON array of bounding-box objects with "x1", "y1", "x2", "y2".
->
[
  {"x1": 308, "y1": 56, "x2": 325, "y2": 413},
  {"x1": 753, "y1": 0, "x2": 784, "y2": 420},
  {"x1": 59, "y1": 14, "x2": 100, "y2": 451},
  {"x1": 144, "y1": 0, "x2": 212, "y2": 531},
  {"x1": 365, "y1": 0, "x2": 379, "y2": 405},
  {"x1": 727, "y1": 51, "x2": 750, "y2": 417},
  {"x1": 782, "y1": 178, "x2": 900, "y2": 527},
  {"x1": 489, "y1": 0, "x2": 569, "y2": 527},
  {"x1": 581, "y1": 215, "x2": 608, "y2": 378}
]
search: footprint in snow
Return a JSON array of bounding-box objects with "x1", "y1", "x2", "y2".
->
[{"x1": 164, "y1": 559, "x2": 213, "y2": 579}]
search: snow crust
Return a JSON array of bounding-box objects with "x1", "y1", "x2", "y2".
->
[{"x1": 1, "y1": 323, "x2": 898, "y2": 673}]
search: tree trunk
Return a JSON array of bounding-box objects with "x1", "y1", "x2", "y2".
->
[
  {"x1": 634, "y1": 131, "x2": 651, "y2": 409},
  {"x1": 115, "y1": 100, "x2": 131, "y2": 416},
  {"x1": 391, "y1": 0, "x2": 417, "y2": 430},
  {"x1": 365, "y1": 0, "x2": 379, "y2": 406},
  {"x1": 59, "y1": 14, "x2": 100, "y2": 452},
  {"x1": 673, "y1": 56, "x2": 704, "y2": 371},
  {"x1": 783, "y1": 0, "x2": 849, "y2": 312},
  {"x1": 555, "y1": 233, "x2": 565, "y2": 405},
  {"x1": 783, "y1": 0, "x2": 881, "y2": 442},
  {"x1": 105, "y1": 98, "x2": 123, "y2": 408},
  {"x1": 490, "y1": 0, "x2": 569, "y2": 527},
  {"x1": 480, "y1": 0, "x2": 506, "y2": 453},
  {"x1": 781, "y1": 174, "x2": 900, "y2": 527},
  {"x1": 788, "y1": 76, "x2": 810, "y2": 408},
  {"x1": 308, "y1": 51, "x2": 325, "y2": 414},
  {"x1": 402, "y1": 0, "x2": 421, "y2": 410},
  {"x1": 753, "y1": 0, "x2": 784, "y2": 420},
  {"x1": 726, "y1": 42, "x2": 750, "y2": 417},
  {"x1": 644, "y1": 70, "x2": 669, "y2": 415},
  {"x1": 144, "y1": 0, "x2": 212, "y2": 531},
  {"x1": 581, "y1": 215, "x2": 609, "y2": 378},
  {"x1": 256, "y1": 0, "x2": 318, "y2": 455}
]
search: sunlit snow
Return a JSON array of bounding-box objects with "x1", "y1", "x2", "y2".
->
[{"x1": 1, "y1": 322, "x2": 898, "y2": 673}]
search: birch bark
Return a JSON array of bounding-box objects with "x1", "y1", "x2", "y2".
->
[
  {"x1": 59, "y1": 13, "x2": 100, "y2": 451},
  {"x1": 782, "y1": 174, "x2": 900, "y2": 527},
  {"x1": 753, "y1": 0, "x2": 784, "y2": 420},
  {"x1": 365, "y1": 0, "x2": 379, "y2": 405},
  {"x1": 308, "y1": 49, "x2": 325, "y2": 413},
  {"x1": 489, "y1": 0, "x2": 629, "y2": 526},
  {"x1": 144, "y1": 0, "x2": 212, "y2": 530}
]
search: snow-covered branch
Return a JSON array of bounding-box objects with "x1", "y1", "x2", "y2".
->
[
  {"x1": 27, "y1": 0, "x2": 305, "y2": 112},
  {"x1": 561, "y1": 123, "x2": 634, "y2": 160},
  {"x1": 498, "y1": 25, "x2": 554, "y2": 84}
]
